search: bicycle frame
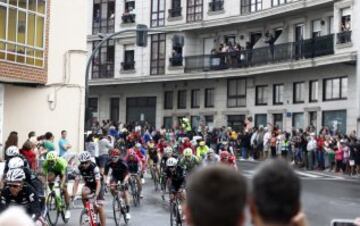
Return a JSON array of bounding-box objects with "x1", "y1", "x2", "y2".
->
[{"x1": 84, "y1": 199, "x2": 97, "y2": 226}]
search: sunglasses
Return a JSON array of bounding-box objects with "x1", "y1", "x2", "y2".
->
[
  {"x1": 9, "y1": 184, "x2": 21, "y2": 188},
  {"x1": 80, "y1": 161, "x2": 90, "y2": 166}
]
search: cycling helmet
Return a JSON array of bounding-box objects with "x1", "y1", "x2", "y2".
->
[
  {"x1": 78, "y1": 151, "x2": 91, "y2": 163},
  {"x1": 207, "y1": 148, "x2": 215, "y2": 155},
  {"x1": 164, "y1": 146, "x2": 173, "y2": 155},
  {"x1": 110, "y1": 149, "x2": 121, "y2": 157},
  {"x1": 166, "y1": 157, "x2": 178, "y2": 167},
  {"x1": 46, "y1": 151, "x2": 58, "y2": 161},
  {"x1": 199, "y1": 141, "x2": 206, "y2": 146},
  {"x1": 6, "y1": 146, "x2": 19, "y2": 157},
  {"x1": 135, "y1": 143, "x2": 142, "y2": 149},
  {"x1": 128, "y1": 149, "x2": 136, "y2": 156},
  {"x1": 148, "y1": 142, "x2": 155, "y2": 149},
  {"x1": 183, "y1": 148, "x2": 193, "y2": 157},
  {"x1": 220, "y1": 151, "x2": 229, "y2": 160},
  {"x1": 228, "y1": 155, "x2": 236, "y2": 164},
  {"x1": 8, "y1": 157, "x2": 25, "y2": 169},
  {"x1": 6, "y1": 168, "x2": 26, "y2": 182}
]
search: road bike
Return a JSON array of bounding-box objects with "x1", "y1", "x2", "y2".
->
[
  {"x1": 46, "y1": 182, "x2": 69, "y2": 226},
  {"x1": 149, "y1": 162, "x2": 160, "y2": 191},
  {"x1": 159, "y1": 168, "x2": 167, "y2": 201},
  {"x1": 79, "y1": 194, "x2": 100, "y2": 226},
  {"x1": 128, "y1": 173, "x2": 141, "y2": 207},
  {"x1": 112, "y1": 182, "x2": 129, "y2": 226},
  {"x1": 170, "y1": 191, "x2": 183, "y2": 226}
]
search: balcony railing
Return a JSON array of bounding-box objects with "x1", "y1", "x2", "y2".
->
[
  {"x1": 169, "y1": 56, "x2": 183, "y2": 66},
  {"x1": 209, "y1": 0, "x2": 224, "y2": 11},
  {"x1": 92, "y1": 18, "x2": 115, "y2": 34},
  {"x1": 337, "y1": 31, "x2": 352, "y2": 44},
  {"x1": 121, "y1": 61, "x2": 135, "y2": 70},
  {"x1": 92, "y1": 63, "x2": 114, "y2": 79},
  {"x1": 122, "y1": 13, "x2": 136, "y2": 24},
  {"x1": 184, "y1": 34, "x2": 334, "y2": 73},
  {"x1": 168, "y1": 7, "x2": 182, "y2": 17}
]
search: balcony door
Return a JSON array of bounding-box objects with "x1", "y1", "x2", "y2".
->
[{"x1": 294, "y1": 24, "x2": 304, "y2": 58}]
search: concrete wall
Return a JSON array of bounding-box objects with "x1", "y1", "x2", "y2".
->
[{"x1": 2, "y1": 0, "x2": 88, "y2": 155}]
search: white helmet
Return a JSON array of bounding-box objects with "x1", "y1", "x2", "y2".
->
[
  {"x1": 8, "y1": 157, "x2": 25, "y2": 169},
  {"x1": 164, "y1": 146, "x2": 173, "y2": 155},
  {"x1": 6, "y1": 146, "x2": 19, "y2": 157},
  {"x1": 6, "y1": 168, "x2": 26, "y2": 182},
  {"x1": 78, "y1": 151, "x2": 91, "y2": 163},
  {"x1": 166, "y1": 157, "x2": 178, "y2": 167}
]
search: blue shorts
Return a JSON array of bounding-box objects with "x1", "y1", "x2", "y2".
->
[{"x1": 98, "y1": 154, "x2": 109, "y2": 168}]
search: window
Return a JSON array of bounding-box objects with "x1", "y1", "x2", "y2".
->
[
  {"x1": 170, "y1": 35, "x2": 183, "y2": 66},
  {"x1": 272, "y1": 0, "x2": 286, "y2": 7},
  {"x1": 110, "y1": 97, "x2": 120, "y2": 123},
  {"x1": 309, "y1": 80, "x2": 318, "y2": 102},
  {"x1": 228, "y1": 115, "x2": 245, "y2": 132},
  {"x1": 209, "y1": 0, "x2": 224, "y2": 12},
  {"x1": 88, "y1": 97, "x2": 99, "y2": 113},
  {"x1": 150, "y1": 33, "x2": 166, "y2": 75},
  {"x1": 191, "y1": 116, "x2": 200, "y2": 130},
  {"x1": 204, "y1": 115, "x2": 214, "y2": 127},
  {"x1": 187, "y1": 0, "x2": 203, "y2": 22},
  {"x1": 322, "y1": 110, "x2": 347, "y2": 134},
  {"x1": 205, "y1": 88, "x2": 215, "y2": 108},
  {"x1": 292, "y1": 113, "x2": 304, "y2": 129},
  {"x1": 241, "y1": 0, "x2": 262, "y2": 14},
  {"x1": 255, "y1": 114, "x2": 267, "y2": 128},
  {"x1": 169, "y1": 0, "x2": 182, "y2": 17},
  {"x1": 122, "y1": 45, "x2": 135, "y2": 70},
  {"x1": 92, "y1": 40, "x2": 114, "y2": 79},
  {"x1": 93, "y1": 0, "x2": 115, "y2": 34},
  {"x1": 164, "y1": 91, "x2": 174, "y2": 109},
  {"x1": 309, "y1": 111, "x2": 317, "y2": 131},
  {"x1": 191, "y1": 89, "x2": 200, "y2": 108},
  {"x1": 273, "y1": 84, "x2": 284, "y2": 105},
  {"x1": 323, "y1": 77, "x2": 347, "y2": 101},
  {"x1": 273, "y1": 113, "x2": 283, "y2": 131},
  {"x1": 255, "y1": 85, "x2": 268, "y2": 105},
  {"x1": 0, "y1": 0, "x2": 46, "y2": 67},
  {"x1": 227, "y1": 79, "x2": 246, "y2": 107},
  {"x1": 311, "y1": 20, "x2": 322, "y2": 38},
  {"x1": 151, "y1": 0, "x2": 165, "y2": 27},
  {"x1": 122, "y1": 0, "x2": 135, "y2": 23},
  {"x1": 178, "y1": 90, "x2": 187, "y2": 109},
  {"x1": 163, "y1": 117, "x2": 173, "y2": 129},
  {"x1": 340, "y1": 8, "x2": 351, "y2": 32},
  {"x1": 293, "y1": 82, "x2": 305, "y2": 103},
  {"x1": 125, "y1": 0, "x2": 135, "y2": 12}
]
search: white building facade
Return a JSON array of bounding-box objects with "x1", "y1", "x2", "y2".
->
[
  {"x1": 0, "y1": 0, "x2": 87, "y2": 154},
  {"x1": 88, "y1": 0, "x2": 359, "y2": 134}
]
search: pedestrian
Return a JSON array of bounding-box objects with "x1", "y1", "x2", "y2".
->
[
  {"x1": 270, "y1": 132, "x2": 277, "y2": 158},
  {"x1": 4, "y1": 131, "x2": 18, "y2": 160},
  {"x1": 280, "y1": 132, "x2": 290, "y2": 160},
  {"x1": 85, "y1": 133, "x2": 96, "y2": 162},
  {"x1": 316, "y1": 134, "x2": 325, "y2": 170},
  {"x1": 335, "y1": 139, "x2": 344, "y2": 173},
  {"x1": 263, "y1": 127, "x2": 271, "y2": 159},
  {"x1": 98, "y1": 132, "x2": 113, "y2": 174},
  {"x1": 20, "y1": 140, "x2": 37, "y2": 170},
  {"x1": 306, "y1": 133, "x2": 317, "y2": 170},
  {"x1": 58, "y1": 130, "x2": 72, "y2": 158}
]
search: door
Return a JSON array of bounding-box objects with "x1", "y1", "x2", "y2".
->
[
  {"x1": 294, "y1": 24, "x2": 304, "y2": 58},
  {"x1": 110, "y1": 97, "x2": 120, "y2": 123},
  {"x1": 227, "y1": 115, "x2": 245, "y2": 132},
  {"x1": 126, "y1": 97, "x2": 157, "y2": 127},
  {"x1": 273, "y1": 113, "x2": 283, "y2": 131}
]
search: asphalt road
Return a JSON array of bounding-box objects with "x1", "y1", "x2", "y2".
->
[{"x1": 61, "y1": 161, "x2": 360, "y2": 226}]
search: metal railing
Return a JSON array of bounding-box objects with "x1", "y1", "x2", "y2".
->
[
  {"x1": 168, "y1": 7, "x2": 182, "y2": 17},
  {"x1": 169, "y1": 57, "x2": 183, "y2": 66},
  {"x1": 184, "y1": 34, "x2": 335, "y2": 73},
  {"x1": 92, "y1": 63, "x2": 114, "y2": 79},
  {"x1": 337, "y1": 31, "x2": 352, "y2": 44},
  {"x1": 122, "y1": 13, "x2": 136, "y2": 24},
  {"x1": 121, "y1": 61, "x2": 135, "y2": 70},
  {"x1": 209, "y1": 0, "x2": 224, "y2": 11}
]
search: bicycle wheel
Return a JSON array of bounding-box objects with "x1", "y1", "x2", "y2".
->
[
  {"x1": 79, "y1": 209, "x2": 89, "y2": 226},
  {"x1": 60, "y1": 193, "x2": 70, "y2": 224},
  {"x1": 46, "y1": 193, "x2": 59, "y2": 226},
  {"x1": 112, "y1": 196, "x2": 122, "y2": 226},
  {"x1": 170, "y1": 201, "x2": 176, "y2": 226},
  {"x1": 153, "y1": 171, "x2": 159, "y2": 192}
]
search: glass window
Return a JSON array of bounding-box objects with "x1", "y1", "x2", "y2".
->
[
  {"x1": 273, "y1": 113, "x2": 283, "y2": 131},
  {"x1": 255, "y1": 85, "x2": 267, "y2": 105},
  {"x1": 227, "y1": 79, "x2": 247, "y2": 107},
  {"x1": 292, "y1": 113, "x2": 304, "y2": 129},
  {"x1": 150, "y1": 33, "x2": 166, "y2": 75},
  {"x1": 323, "y1": 77, "x2": 347, "y2": 101},
  {"x1": 191, "y1": 116, "x2": 200, "y2": 130},
  {"x1": 309, "y1": 80, "x2": 318, "y2": 102},
  {"x1": 163, "y1": 117, "x2": 173, "y2": 129},
  {"x1": 92, "y1": 40, "x2": 115, "y2": 79},
  {"x1": 187, "y1": 0, "x2": 203, "y2": 22},
  {"x1": 293, "y1": 82, "x2": 305, "y2": 103},
  {"x1": 164, "y1": 91, "x2": 174, "y2": 110},
  {"x1": 228, "y1": 115, "x2": 245, "y2": 132},
  {"x1": 151, "y1": 0, "x2": 165, "y2": 27},
  {"x1": 178, "y1": 90, "x2": 187, "y2": 109},
  {"x1": 272, "y1": 0, "x2": 287, "y2": 7},
  {"x1": 205, "y1": 88, "x2": 214, "y2": 108},
  {"x1": 255, "y1": 114, "x2": 267, "y2": 128},
  {"x1": 322, "y1": 110, "x2": 347, "y2": 134},
  {"x1": 191, "y1": 89, "x2": 200, "y2": 108},
  {"x1": 92, "y1": 0, "x2": 115, "y2": 34},
  {"x1": 273, "y1": 84, "x2": 284, "y2": 105},
  {"x1": 241, "y1": 0, "x2": 262, "y2": 14}
]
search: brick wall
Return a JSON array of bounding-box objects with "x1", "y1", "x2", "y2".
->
[{"x1": 0, "y1": 0, "x2": 50, "y2": 84}]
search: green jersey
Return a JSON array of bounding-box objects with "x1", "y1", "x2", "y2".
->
[{"x1": 43, "y1": 157, "x2": 68, "y2": 175}]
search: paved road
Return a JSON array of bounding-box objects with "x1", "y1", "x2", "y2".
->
[{"x1": 61, "y1": 161, "x2": 360, "y2": 226}]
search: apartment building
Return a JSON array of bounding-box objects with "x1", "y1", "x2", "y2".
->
[
  {"x1": 0, "y1": 0, "x2": 87, "y2": 152},
  {"x1": 88, "y1": 0, "x2": 360, "y2": 134}
]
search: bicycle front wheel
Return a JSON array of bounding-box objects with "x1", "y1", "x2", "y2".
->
[
  {"x1": 79, "y1": 209, "x2": 90, "y2": 226},
  {"x1": 46, "y1": 193, "x2": 59, "y2": 226},
  {"x1": 112, "y1": 196, "x2": 122, "y2": 226}
]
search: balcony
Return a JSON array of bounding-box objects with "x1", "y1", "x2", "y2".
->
[
  {"x1": 122, "y1": 13, "x2": 136, "y2": 24},
  {"x1": 121, "y1": 61, "x2": 135, "y2": 71},
  {"x1": 337, "y1": 31, "x2": 352, "y2": 44},
  {"x1": 184, "y1": 34, "x2": 335, "y2": 73},
  {"x1": 209, "y1": 0, "x2": 224, "y2": 12},
  {"x1": 168, "y1": 7, "x2": 182, "y2": 18},
  {"x1": 92, "y1": 63, "x2": 114, "y2": 79},
  {"x1": 169, "y1": 56, "x2": 183, "y2": 67}
]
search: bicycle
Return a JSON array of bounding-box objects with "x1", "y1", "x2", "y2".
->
[
  {"x1": 79, "y1": 194, "x2": 100, "y2": 226},
  {"x1": 112, "y1": 182, "x2": 129, "y2": 226},
  {"x1": 128, "y1": 173, "x2": 140, "y2": 207},
  {"x1": 159, "y1": 169, "x2": 167, "y2": 201},
  {"x1": 149, "y1": 162, "x2": 160, "y2": 191},
  {"x1": 46, "y1": 182, "x2": 69, "y2": 226},
  {"x1": 170, "y1": 191, "x2": 183, "y2": 226}
]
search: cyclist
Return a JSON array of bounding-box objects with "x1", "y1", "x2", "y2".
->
[
  {"x1": 147, "y1": 141, "x2": 160, "y2": 182},
  {"x1": 219, "y1": 151, "x2": 237, "y2": 169},
  {"x1": 134, "y1": 143, "x2": 146, "y2": 184},
  {"x1": 125, "y1": 149, "x2": 143, "y2": 198},
  {"x1": 165, "y1": 158, "x2": 186, "y2": 202},
  {"x1": 0, "y1": 169, "x2": 45, "y2": 225},
  {"x1": 104, "y1": 149, "x2": 131, "y2": 221},
  {"x1": 159, "y1": 146, "x2": 173, "y2": 200},
  {"x1": 3, "y1": 146, "x2": 30, "y2": 173},
  {"x1": 42, "y1": 151, "x2": 71, "y2": 219},
  {"x1": 72, "y1": 151, "x2": 106, "y2": 226},
  {"x1": 201, "y1": 149, "x2": 220, "y2": 167},
  {"x1": 178, "y1": 148, "x2": 200, "y2": 175},
  {"x1": 196, "y1": 140, "x2": 209, "y2": 160}
]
